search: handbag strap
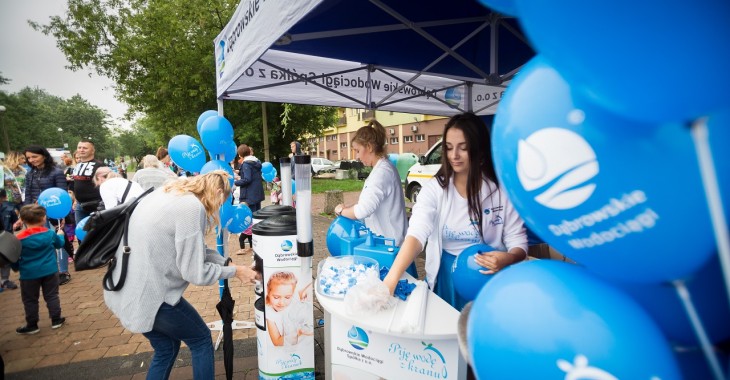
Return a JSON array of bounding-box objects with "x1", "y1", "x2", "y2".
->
[
  {"x1": 120, "y1": 181, "x2": 133, "y2": 204},
  {"x1": 103, "y1": 210, "x2": 132, "y2": 291}
]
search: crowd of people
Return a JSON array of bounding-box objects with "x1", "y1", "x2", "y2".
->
[{"x1": 1, "y1": 111, "x2": 527, "y2": 378}]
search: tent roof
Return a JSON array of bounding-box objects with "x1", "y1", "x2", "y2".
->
[{"x1": 215, "y1": 0, "x2": 535, "y2": 116}]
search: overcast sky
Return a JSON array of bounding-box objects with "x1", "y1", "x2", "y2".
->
[{"x1": 0, "y1": 1, "x2": 130, "y2": 129}]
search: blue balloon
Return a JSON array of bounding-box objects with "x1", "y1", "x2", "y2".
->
[
  {"x1": 37, "y1": 188, "x2": 72, "y2": 219},
  {"x1": 387, "y1": 153, "x2": 398, "y2": 167},
  {"x1": 200, "y1": 160, "x2": 234, "y2": 177},
  {"x1": 219, "y1": 201, "x2": 234, "y2": 229},
  {"x1": 227, "y1": 204, "x2": 253, "y2": 234},
  {"x1": 515, "y1": 0, "x2": 730, "y2": 123},
  {"x1": 196, "y1": 110, "x2": 218, "y2": 136},
  {"x1": 674, "y1": 348, "x2": 729, "y2": 380},
  {"x1": 492, "y1": 56, "x2": 728, "y2": 283},
  {"x1": 261, "y1": 161, "x2": 274, "y2": 174},
  {"x1": 291, "y1": 180, "x2": 296, "y2": 195},
  {"x1": 620, "y1": 256, "x2": 730, "y2": 346},
  {"x1": 223, "y1": 141, "x2": 237, "y2": 163},
  {"x1": 326, "y1": 216, "x2": 367, "y2": 256},
  {"x1": 467, "y1": 260, "x2": 680, "y2": 379},
  {"x1": 75, "y1": 216, "x2": 90, "y2": 242},
  {"x1": 477, "y1": 0, "x2": 518, "y2": 17},
  {"x1": 451, "y1": 244, "x2": 495, "y2": 301},
  {"x1": 262, "y1": 169, "x2": 276, "y2": 183},
  {"x1": 200, "y1": 115, "x2": 234, "y2": 155},
  {"x1": 168, "y1": 135, "x2": 206, "y2": 173}
]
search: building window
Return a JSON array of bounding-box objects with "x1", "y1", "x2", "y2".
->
[
  {"x1": 390, "y1": 137, "x2": 399, "y2": 144},
  {"x1": 340, "y1": 142, "x2": 347, "y2": 148},
  {"x1": 404, "y1": 136, "x2": 413, "y2": 143},
  {"x1": 416, "y1": 134, "x2": 426, "y2": 142}
]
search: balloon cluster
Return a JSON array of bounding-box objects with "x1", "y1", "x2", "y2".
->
[
  {"x1": 466, "y1": 1, "x2": 730, "y2": 378},
  {"x1": 169, "y1": 110, "x2": 252, "y2": 235},
  {"x1": 261, "y1": 161, "x2": 277, "y2": 182}
]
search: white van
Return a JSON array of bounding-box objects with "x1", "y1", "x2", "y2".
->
[{"x1": 405, "y1": 140, "x2": 441, "y2": 202}]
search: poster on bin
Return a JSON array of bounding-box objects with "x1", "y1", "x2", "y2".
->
[
  {"x1": 330, "y1": 316, "x2": 460, "y2": 379},
  {"x1": 255, "y1": 234, "x2": 315, "y2": 379}
]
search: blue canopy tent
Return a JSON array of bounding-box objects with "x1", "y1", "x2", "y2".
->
[{"x1": 214, "y1": 0, "x2": 535, "y2": 116}]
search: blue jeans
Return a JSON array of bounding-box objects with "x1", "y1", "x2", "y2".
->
[
  {"x1": 142, "y1": 298, "x2": 214, "y2": 379},
  {"x1": 74, "y1": 203, "x2": 90, "y2": 228}
]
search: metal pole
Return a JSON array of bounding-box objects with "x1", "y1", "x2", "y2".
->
[{"x1": 0, "y1": 105, "x2": 9, "y2": 153}]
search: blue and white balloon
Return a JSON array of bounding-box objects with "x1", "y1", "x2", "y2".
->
[
  {"x1": 168, "y1": 135, "x2": 207, "y2": 173},
  {"x1": 515, "y1": 0, "x2": 730, "y2": 123},
  {"x1": 467, "y1": 260, "x2": 680, "y2": 379},
  {"x1": 37, "y1": 188, "x2": 72, "y2": 219},
  {"x1": 227, "y1": 204, "x2": 253, "y2": 234},
  {"x1": 492, "y1": 56, "x2": 728, "y2": 283},
  {"x1": 75, "y1": 216, "x2": 90, "y2": 242},
  {"x1": 199, "y1": 115, "x2": 234, "y2": 156},
  {"x1": 196, "y1": 110, "x2": 218, "y2": 136},
  {"x1": 451, "y1": 244, "x2": 496, "y2": 301}
]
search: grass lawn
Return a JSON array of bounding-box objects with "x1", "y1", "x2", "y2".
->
[{"x1": 311, "y1": 178, "x2": 364, "y2": 194}]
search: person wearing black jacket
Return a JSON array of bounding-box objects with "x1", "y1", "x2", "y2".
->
[{"x1": 234, "y1": 145, "x2": 264, "y2": 253}]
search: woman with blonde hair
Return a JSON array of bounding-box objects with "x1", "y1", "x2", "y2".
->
[
  {"x1": 334, "y1": 120, "x2": 408, "y2": 247},
  {"x1": 104, "y1": 170, "x2": 258, "y2": 379},
  {"x1": 5, "y1": 151, "x2": 27, "y2": 196}
]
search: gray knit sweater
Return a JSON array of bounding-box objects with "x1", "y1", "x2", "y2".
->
[{"x1": 104, "y1": 190, "x2": 236, "y2": 333}]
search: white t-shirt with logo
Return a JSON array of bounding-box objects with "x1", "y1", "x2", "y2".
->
[{"x1": 441, "y1": 193, "x2": 482, "y2": 254}]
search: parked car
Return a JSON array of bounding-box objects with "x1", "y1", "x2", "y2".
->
[
  {"x1": 311, "y1": 157, "x2": 336, "y2": 174},
  {"x1": 405, "y1": 139, "x2": 442, "y2": 202}
]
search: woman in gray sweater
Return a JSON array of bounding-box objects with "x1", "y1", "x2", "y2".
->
[{"x1": 104, "y1": 170, "x2": 258, "y2": 379}]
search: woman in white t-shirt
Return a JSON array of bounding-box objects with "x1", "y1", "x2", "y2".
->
[
  {"x1": 93, "y1": 167, "x2": 145, "y2": 209},
  {"x1": 334, "y1": 120, "x2": 408, "y2": 245},
  {"x1": 382, "y1": 112, "x2": 528, "y2": 311}
]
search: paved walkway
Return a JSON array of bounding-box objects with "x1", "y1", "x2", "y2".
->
[{"x1": 1, "y1": 192, "x2": 366, "y2": 379}]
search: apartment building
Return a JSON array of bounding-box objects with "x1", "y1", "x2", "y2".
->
[{"x1": 305, "y1": 108, "x2": 448, "y2": 161}]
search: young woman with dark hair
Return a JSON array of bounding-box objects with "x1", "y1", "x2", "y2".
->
[{"x1": 382, "y1": 112, "x2": 528, "y2": 310}]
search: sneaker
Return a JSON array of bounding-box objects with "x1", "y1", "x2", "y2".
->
[
  {"x1": 51, "y1": 317, "x2": 66, "y2": 329},
  {"x1": 59, "y1": 273, "x2": 71, "y2": 285},
  {"x1": 1, "y1": 280, "x2": 18, "y2": 290},
  {"x1": 16, "y1": 325, "x2": 40, "y2": 335}
]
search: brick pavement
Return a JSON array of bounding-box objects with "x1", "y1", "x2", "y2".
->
[{"x1": 1, "y1": 192, "x2": 367, "y2": 378}]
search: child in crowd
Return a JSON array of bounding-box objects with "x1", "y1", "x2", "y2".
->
[
  {"x1": 12, "y1": 204, "x2": 66, "y2": 334},
  {"x1": 0, "y1": 189, "x2": 19, "y2": 290},
  {"x1": 270, "y1": 177, "x2": 282, "y2": 205},
  {"x1": 265, "y1": 271, "x2": 313, "y2": 346}
]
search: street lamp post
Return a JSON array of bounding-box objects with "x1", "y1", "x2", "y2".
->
[
  {"x1": 0, "y1": 105, "x2": 8, "y2": 153},
  {"x1": 58, "y1": 127, "x2": 65, "y2": 148}
]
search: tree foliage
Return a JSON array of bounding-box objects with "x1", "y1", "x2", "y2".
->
[
  {"x1": 32, "y1": 0, "x2": 336, "y2": 156},
  {"x1": 0, "y1": 87, "x2": 113, "y2": 156}
]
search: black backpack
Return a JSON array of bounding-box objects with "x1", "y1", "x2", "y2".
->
[{"x1": 74, "y1": 184, "x2": 154, "y2": 291}]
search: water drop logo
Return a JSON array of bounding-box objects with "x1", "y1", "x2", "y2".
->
[
  {"x1": 281, "y1": 240, "x2": 293, "y2": 252},
  {"x1": 445, "y1": 87, "x2": 463, "y2": 107},
  {"x1": 348, "y1": 326, "x2": 369, "y2": 350},
  {"x1": 517, "y1": 128, "x2": 599, "y2": 210},
  {"x1": 217, "y1": 40, "x2": 226, "y2": 79},
  {"x1": 557, "y1": 355, "x2": 617, "y2": 380}
]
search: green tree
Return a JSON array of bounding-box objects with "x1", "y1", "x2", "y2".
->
[
  {"x1": 0, "y1": 86, "x2": 111, "y2": 153},
  {"x1": 33, "y1": 0, "x2": 336, "y2": 155}
]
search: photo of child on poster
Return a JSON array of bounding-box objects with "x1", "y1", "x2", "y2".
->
[{"x1": 265, "y1": 270, "x2": 314, "y2": 347}]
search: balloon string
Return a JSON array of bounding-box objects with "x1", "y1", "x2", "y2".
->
[
  {"x1": 672, "y1": 280, "x2": 724, "y2": 380},
  {"x1": 690, "y1": 118, "x2": 730, "y2": 309},
  {"x1": 217, "y1": 226, "x2": 225, "y2": 299}
]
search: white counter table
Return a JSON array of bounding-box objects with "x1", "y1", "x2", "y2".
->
[{"x1": 316, "y1": 273, "x2": 466, "y2": 380}]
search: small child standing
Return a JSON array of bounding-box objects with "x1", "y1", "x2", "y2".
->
[
  {"x1": 12, "y1": 204, "x2": 66, "y2": 334},
  {"x1": 0, "y1": 189, "x2": 19, "y2": 290}
]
